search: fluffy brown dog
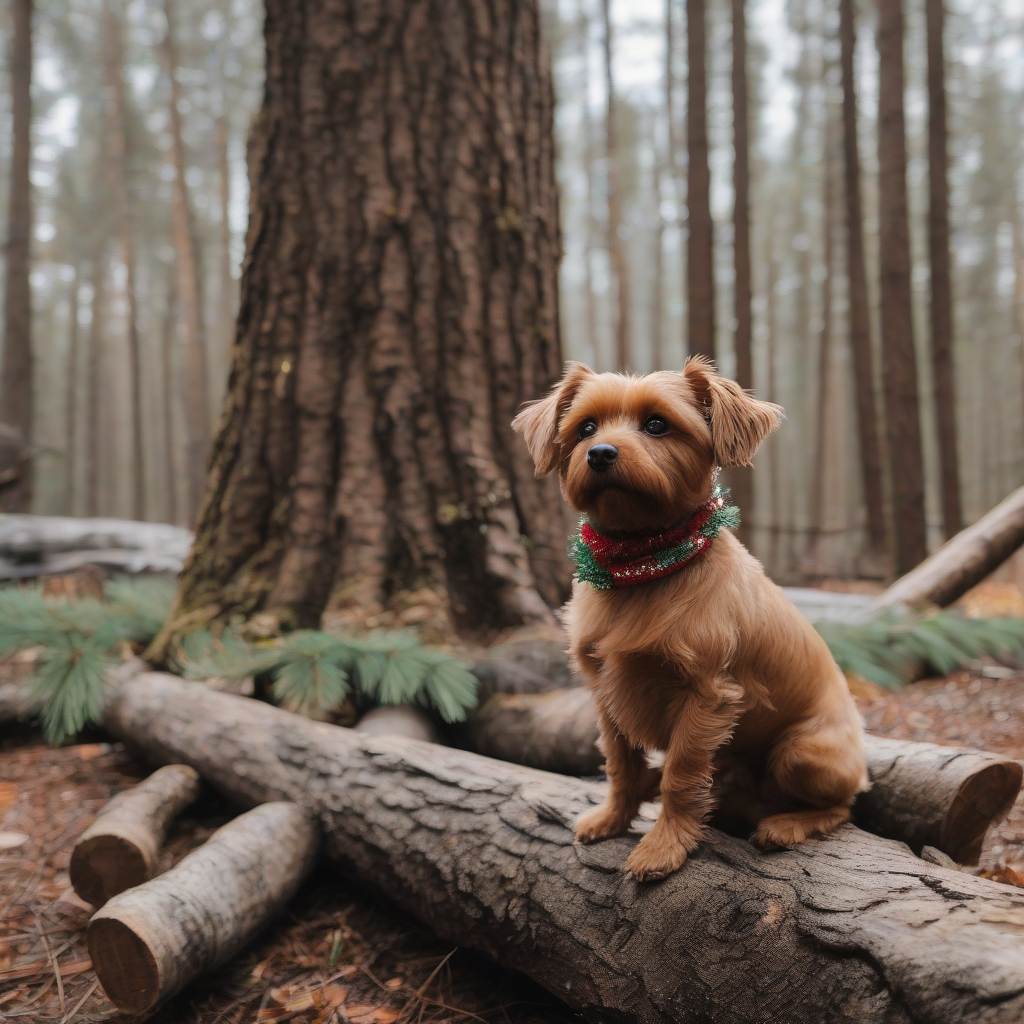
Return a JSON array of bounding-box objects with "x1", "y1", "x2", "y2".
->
[{"x1": 512, "y1": 358, "x2": 868, "y2": 881}]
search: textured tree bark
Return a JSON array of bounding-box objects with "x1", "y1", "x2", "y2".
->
[
  {"x1": 877, "y1": 0, "x2": 927, "y2": 575},
  {"x1": 686, "y1": 0, "x2": 715, "y2": 360},
  {"x1": 464, "y1": 685, "x2": 1021, "y2": 865},
  {"x1": 868, "y1": 483, "x2": 1024, "y2": 611},
  {"x1": 162, "y1": 0, "x2": 210, "y2": 521},
  {"x1": 602, "y1": 0, "x2": 630, "y2": 371},
  {"x1": 0, "y1": 0, "x2": 33, "y2": 514},
  {"x1": 70, "y1": 764, "x2": 202, "y2": 907},
  {"x1": 840, "y1": 0, "x2": 888, "y2": 556},
  {"x1": 729, "y1": 0, "x2": 753, "y2": 545},
  {"x1": 926, "y1": 0, "x2": 962, "y2": 540},
  {"x1": 101, "y1": 0, "x2": 146, "y2": 523},
  {"x1": 103, "y1": 674, "x2": 1024, "y2": 1024},
  {"x1": 155, "y1": 0, "x2": 569, "y2": 652},
  {"x1": 88, "y1": 801, "x2": 318, "y2": 1014}
]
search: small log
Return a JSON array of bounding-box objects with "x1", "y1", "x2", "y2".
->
[
  {"x1": 0, "y1": 682, "x2": 28, "y2": 724},
  {"x1": 465, "y1": 688, "x2": 1022, "y2": 864},
  {"x1": 70, "y1": 764, "x2": 202, "y2": 906},
  {"x1": 88, "y1": 801, "x2": 318, "y2": 1014},
  {"x1": 869, "y1": 483, "x2": 1024, "y2": 612},
  {"x1": 855, "y1": 735, "x2": 1023, "y2": 864},
  {"x1": 102, "y1": 674, "x2": 1024, "y2": 1023}
]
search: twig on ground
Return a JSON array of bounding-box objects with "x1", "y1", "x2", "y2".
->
[{"x1": 59, "y1": 978, "x2": 98, "y2": 1024}]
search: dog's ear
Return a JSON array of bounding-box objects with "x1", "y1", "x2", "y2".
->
[
  {"x1": 683, "y1": 356, "x2": 783, "y2": 467},
  {"x1": 512, "y1": 362, "x2": 595, "y2": 477}
]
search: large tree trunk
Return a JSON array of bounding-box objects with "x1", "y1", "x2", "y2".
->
[
  {"x1": 729, "y1": 0, "x2": 753, "y2": 545},
  {"x1": 877, "y1": 0, "x2": 927, "y2": 575},
  {"x1": 154, "y1": 0, "x2": 570, "y2": 651},
  {"x1": 162, "y1": 0, "x2": 210, "y2": 522},
  {"x1": 0, "y1": 0, "x2": 33, "y2": 514},
  {"x1": 926, "y1": 0, "x2": 962, "y2": 540},
  {"x1": 101, "y1": 0, "x2": 146, "y2": 522},
  {"x1": 686, "y1": 0, "x2": 715, "y2": 360},
  {"x1": 103, "y1": 674, "x2": 1024, "y2": 1024},
  {"x1": 602, "y1": 0, "x2": 630, "y2": 371},
  {"x1": 840, "y1": 0, "x2": 887, "y2": 557}
]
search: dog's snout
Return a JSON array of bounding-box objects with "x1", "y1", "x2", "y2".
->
[{"x1": 587, "y1": 444, "x2": 618, "y2": 472}]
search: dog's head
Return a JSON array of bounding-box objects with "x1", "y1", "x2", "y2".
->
[{"x1": 512, "y1": 358, "x2": 783, "y2": 532}]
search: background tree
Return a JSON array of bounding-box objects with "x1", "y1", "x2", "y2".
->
[
  {"x1": 686, "y1": 0, "x2": 714, "y2": 359},
  {"x1": 0, "y1": 0, "x2": 34, "y2": 513},
  {"x1": 153, "y1": 0, "x2": 571, "y2": 651},
  {"x1": 877, "y1": 0, "x2": 927, "y2": 574},
  {"x1": 926, "y1": 0, "x2": 962, "y2": 539}
]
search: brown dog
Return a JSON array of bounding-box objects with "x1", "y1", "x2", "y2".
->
[{"x1": 512, "y1": 358, "x2": 868, "y2": 881}]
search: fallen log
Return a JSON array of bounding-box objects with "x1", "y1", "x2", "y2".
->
[
  {"x1": 102, "y1": 673, "x2": 1024, "y2": 1024},
  {"x1": 88, "y1": 801, "x2": 318, "y2": 1014},
  {"x1": 0, "y1": 681, "x2": 28, "y2": 723},
  {"x1": 355, "y1": 704, "x2": 439, "y2": 744},
  {"x1": 869, "y1": 483, "x2": 1024, "y2": 613},
  {"x1": 70, "y1": 764, "x2": 202, "y2": 906},
  {"x1": 465, "y1": 688, "x2": 1022, "y2": 864}
]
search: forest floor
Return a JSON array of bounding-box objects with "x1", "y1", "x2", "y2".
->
[{"x1": 2, "y1": 585, "x2": 1024, "y2": 1022}]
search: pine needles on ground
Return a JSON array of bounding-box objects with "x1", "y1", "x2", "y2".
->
[{"x1": 815, "y1": 612, "x2": 1024, "y2": 689}]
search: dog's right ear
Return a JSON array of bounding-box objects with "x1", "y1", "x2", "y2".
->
[{"x1": 512, "y1": 362, "x2": 595, "y2": 477}]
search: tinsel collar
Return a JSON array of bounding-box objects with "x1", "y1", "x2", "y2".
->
[{"x1": 569, "y1": 486, "x2": 740, "y2": 590}]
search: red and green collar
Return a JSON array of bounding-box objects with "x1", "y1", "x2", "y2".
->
[{"x1": 569, "y1": 486, "x2": 740, "y2": 590}]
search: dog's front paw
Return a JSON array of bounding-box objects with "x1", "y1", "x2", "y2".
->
[
  {"x1": 575, "y1": 803, "x2": 632, "y2": 844},
  {"x1": 625, "y1": 820, "x2": 702, "y2": 882}
]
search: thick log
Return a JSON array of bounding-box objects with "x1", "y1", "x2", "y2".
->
[
  {"x1": 88, "y1": 801, "x2": 318, "y2": 1014},
  {"x1": 70, "y1": 764, "x2": 202, "y2": 906},
  {"x1": 869, "y1": 483, "x2": 1024, "y2": 612},
  {"x1": 102, "y1": 673, "x2": 1024, "y2": 1024},
  {"x1": 465, "y1": 688, "x2": 1022, "y2": 865}
]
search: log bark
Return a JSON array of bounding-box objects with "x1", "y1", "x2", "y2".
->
[
  {"x1": 102, "y1": 673, "x2": 1024, "y2": 1024},
  {"x1": 464, "y1": 687, "x2": 1022, "y2": 865},
  {"x1": 869, "y1": 483, "x2": 1024, "y2": 612},
  {"x1": 88, "y1": 801, "x2": 318, "y2": 1014},
  {"x1": 70, "y1": 764, "x2": 202, "y2": 907}
]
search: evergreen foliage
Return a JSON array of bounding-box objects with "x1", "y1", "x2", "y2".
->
[{"x1": 815, "y1": 612, "x2": 1024, "y2": 689}]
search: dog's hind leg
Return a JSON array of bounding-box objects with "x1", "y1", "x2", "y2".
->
[{"x1": 750, "y1": 711, "x2": 868, "y2": 851}]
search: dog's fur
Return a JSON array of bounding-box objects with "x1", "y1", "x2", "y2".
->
[{"x1": 512, "y1": 358, "x2": 869, "y2": 880}]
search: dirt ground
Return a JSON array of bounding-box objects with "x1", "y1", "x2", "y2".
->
[{"x1": 3, "y1": 634, "x2": 1024, "y2": 1021}]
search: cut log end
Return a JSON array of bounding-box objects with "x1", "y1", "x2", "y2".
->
[
  {"x1": 69, "y1": 833, "x2": 151, "y2": 909},
  {"x1": 87, "y1": 917, "x2": 162, "y2": 1015},
  {"x1": 946, "y1": 760, "x2": 1024, "y2": 865}
]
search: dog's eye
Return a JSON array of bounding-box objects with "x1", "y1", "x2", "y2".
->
[
  {"x1": 578, "y1": 420, "x2": 597, "y2": 440},
  {"x1": 643, "y1": 417, "x2": 668, "y2": 436}
]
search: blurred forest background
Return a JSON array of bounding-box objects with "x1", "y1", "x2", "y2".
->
[{"x1": 1, "y1": 0, "x2": 1023, "y2": 584}]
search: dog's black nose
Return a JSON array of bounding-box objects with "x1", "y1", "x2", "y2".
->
[{"x1": 587, "y1": 444, "x2": 618, "y2": 472}]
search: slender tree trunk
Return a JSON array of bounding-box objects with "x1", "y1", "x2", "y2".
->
[
  {"x1": 840, "y1": 0, "x2": 888, "y2": 557},
  {"x1": 162, "y1": 274, "x2": 179, "y2": 527},
  {"x1": 809, "y1": 102, "x2": 836, "y2": 563},
  {"x1": 877, "y1": 0, "x2": 928, "y2": 574},
  {"x1": 162, "y1": 0, "x2": 210, "y2": 522},
  {"x1": 766, "y1": 228, "x2": 782, "y2": 574},
  {"x1": 730, "y1": 0, "x2": 753, "y2": 541},
  {"x1": 0, "y1": 0, "x2": 33, "y2": 513},
  {"x1": 652, "y1": 120, "x2": 666, "y2": 371},
  {"x1": 926, "y1": 0, "x2": 962, "y2": 539},
  {"x1": 101, "y1": 0, "x2": 145, "y2": 522},
  {"x1": 86, "y1": 254, "x2": 107, "y2": 518},
  {"x1": 578, "y1": 0, "x2": 598, "y2": 367},
  {"x1": 602, "y1": 0, "x2": 630, "y2": 371},
  {"x1": 64, "y1": 265, "x2": 80, "y2": 514},
  {"x1": 215, "y1": 113, "x2": 234, "y2": 418},
  {"x1": 152, "y1": 0, "x2": 570, "y2": 652},
  {"x1": 686, "y1": 0, "x2": 715, "y2": 359}
]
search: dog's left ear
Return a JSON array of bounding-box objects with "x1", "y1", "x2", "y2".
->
[
  {"x1": 512, "y1": 362, "x2": 595, "y2": 477},
  {"x1": 683, "y1": 356, "x2": 783, "y2": 467}
]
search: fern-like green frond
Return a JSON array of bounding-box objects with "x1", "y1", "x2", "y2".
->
[{"x1": 29, "y1": 635, "x2": 113, "y2": 745}]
